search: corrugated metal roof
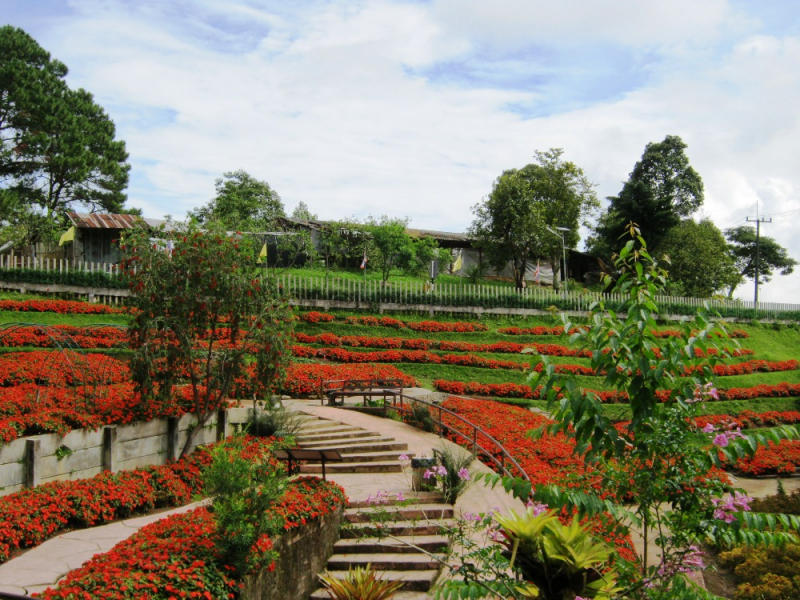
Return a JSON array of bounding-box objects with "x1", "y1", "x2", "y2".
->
[
  {"x1": 68, "y1": 212, "x2": 145, "y2": 229},
  {"x1": 406, "y1": 228, "x2": 473, "y2": 242}
]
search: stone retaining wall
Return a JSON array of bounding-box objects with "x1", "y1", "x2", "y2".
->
[
  {"x1": 0, "y1": 406, "x2": 254, "y2": 495},
  {"x1": 242, "y1": 506, "x2": 343, "y2": 600}
]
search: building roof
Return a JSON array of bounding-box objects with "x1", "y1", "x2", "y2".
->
[{"x1": 67, "y1": 212, "x2": 146, "y2": 229}]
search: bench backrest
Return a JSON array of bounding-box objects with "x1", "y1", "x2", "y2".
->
[{"x1": 323, "y1": 378, "x2": 404, "y2": 392}]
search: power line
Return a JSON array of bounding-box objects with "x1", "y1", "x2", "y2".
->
[{"x1": 746, "y1": 216, "x2": 772, "y2": 309}]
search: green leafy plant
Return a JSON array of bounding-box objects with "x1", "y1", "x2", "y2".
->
[
  {"x1": 245, "y1": 404, "x2": 303, "y2": 438},
  {"x1": 203, "y1": 437, "x2": 286, "y2": 576},
  {"x1": 319, "y1": 564, "x2": 404, "y2": 599},
  {"x1": 433, "y1": 443, "x2": 474, "y2": 504}
]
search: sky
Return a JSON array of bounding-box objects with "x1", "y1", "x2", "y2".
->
[{"x1": 4, "y1": 0, "x2": 800, "y2": 303}]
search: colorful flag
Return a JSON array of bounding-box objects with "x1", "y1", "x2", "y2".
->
[
  {"x1": 452, "y1": 250, "x2": 463, "y2": 273},
  {"x1": 258, "y1": 243, "x2": 268, "y2": 261},
  {"x1": 360, "y1": 251, "x2": 368, "y2": 269},
  {"x1": 534, "y1": 261, "x2": 540, "y2": 284},
  {"x1": 58, "y1": 226, "x2": 76, "y2": 246}
]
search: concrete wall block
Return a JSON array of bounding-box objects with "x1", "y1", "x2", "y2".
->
[
  {"x1": 103, "y1": 426, "x2": 117, "y2": 472},
  {"x1": 0, "y1": 461, "x2": 25, "y2": 489},
  {"x1": 117, "y1": 453, "x2": 167, "y2": 472},
  {"x1": 116, "y1": 419, "x2": 169, "y2": 443},
  {"x1": 36, "y1": 428, "x2": 103, "y2": 457},
  {"x1": 41, "y1": 466, "x2": 104, "y2": 485},
  {"x1": 38, "y1": 446, "x2": 103, "y2": 480},
  {"x1": 117, "y1": 435, "x2": 167, "y2": 463},
  {"x1": 0, "y1": 437, "x2": 28, "y2": 465}
]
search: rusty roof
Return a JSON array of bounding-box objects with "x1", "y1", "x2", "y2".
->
[{"x1": 67, "y1": 212, "x2": 146, "y2": 229}]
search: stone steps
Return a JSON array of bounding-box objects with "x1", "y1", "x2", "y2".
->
[
  {"x1": 310, "y1": 570, "x2": 440, "y2": 594},
  {"x1": 300, "y1": 461, "x2": 403, "y2": 474},
  {"x1": 302, "y1": 438, "x2": 409, "y2": 454},
  {"x1": 296, "y1": 429, "x2": 379, "y2": 443},
  {"x1": 340, "y1": 519, "x2": 455, "y2": 538},
  {"x1": 345, "y1": 504, "x2": 454, "y2": 523},
  {"x1": 327, "y1": 553, "x2": 443, "y2": 571},
  {"x1": 334, "y1": 534, "x2": 449, "y2": 554}
]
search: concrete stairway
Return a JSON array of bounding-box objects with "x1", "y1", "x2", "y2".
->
[
  {"x1": 310, "y1": 495, "x2": 454, "y2": 599},
  {"x1": 294, "y1": 414, "x2": 453, "y2": 599},
  {"x1": 294, "y1": 414, "x2": 411, "y2": 475}
]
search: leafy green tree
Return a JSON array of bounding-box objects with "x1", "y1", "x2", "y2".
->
[
  {"x1": 290, "y1": 201, "x2": 317, "y2": 220},
  {"x1": 316, "y1": 218, "x2": 370, "y2": 275},
  {"x1": 470, "y1": 149, "x2": 598, "y2": 289},
  {"x1": 189, "y1": 170, "x2": 285, "y2": 231},
  {"x1": 365, "y1": 215, "x2": 413, "y2": 283},
  {"x1": 590, "y1": 135, "x2": 703, "y2": 257},
  {"x1": 659, "y1": 218, "x2": 739, "y2": 297},
  {"x1": 725, "y1": 225, "x2": 797, "y2": 297},
  {"x1": 121, "y1": 221, "x2": 292, "y2": 457},
  {"x1": 0, "y1": 26, "x2": 130, "y2": 245}
]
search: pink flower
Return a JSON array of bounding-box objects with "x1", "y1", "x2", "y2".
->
[
  {"x1": 458, "y1": 468, "x2": 470, "y2": 480},
  {"x1": 436, "y1": 465, "x2": 447, "y2": 476},
  {"x1": 423, "y1": 469, "x2": 435, "y2": 479},
  {"x1": 701, "y1": 423, "x2": 716, "y2": 433},
  {"x1": 398, "y1": 454, "x2": 409, "y2": 461},
  {"x1": 713, "y1": 433, "x2": 729, "y2": 447}
]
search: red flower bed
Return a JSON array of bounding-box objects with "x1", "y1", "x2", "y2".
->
[
  {"x1": 0, "y1": 436, "x2": 285, "y2": 564},
  {"x1": 0, "y1": 325, "x2": 128, "y2": 349},
  {"x1": 291, "y1": 345, "x2": 533, "y2": 371},
  {"x1": 499, "y1": 325, "x2": 750, "y2": 339},
  {"x1": 280, "y1": 363, "x2": 416, "y2": 397},
  {"x1": 0, "y1": 351, "x2": 129, "y2": 387},
  {"x1": 405, "y1": 320, "x2": 488, "y2": 332},
  {"x1": 692, "y1": 411, "x2": 800, "y2": 431},
  {"x1": 39, "y1": 476, "x2": 346, "y2": 600},
  {"x1": 689, "y1": 359, "x2": 800, "y2": 377},
  {"x1": 439, "y1": 397, "x2": 635, "y2": 560},
  {"x1": 434, "y1": 379, "x2": 800, "y2": 404},
  {"x1": 735, "y1": 440, "x2": 800, "y2": 476},
  {"x1": 299, "y1": 311, "x2": 335, "y2": 323},
  {"x1": 0, "y1": 299, "x2": 126, "y2": 314},
  {"x1": 345, "y1": 315, "x2": 406, "y2": 328}
]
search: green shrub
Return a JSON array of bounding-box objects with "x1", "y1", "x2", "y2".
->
[
  {"x1": 718, "y1": 542, "x2": 800, "y2": 600},
  {"x1": 245, "y1": 404, "x2": 303, "y2": 438}
]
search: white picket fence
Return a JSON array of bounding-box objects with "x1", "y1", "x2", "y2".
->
[{"x1": 1, "y1": 256, "x2": 797, "y2": 318}]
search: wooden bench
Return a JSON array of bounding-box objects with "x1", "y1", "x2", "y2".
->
[
  {"x1": 322, "y1": 378, "x2": 405, "y2": 407},
  {"x1": 273, "y1": 448, "x2": 343, "y2": 480}
]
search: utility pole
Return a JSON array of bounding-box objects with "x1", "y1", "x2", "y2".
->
[{"x1": 746, "y1": 216, "x2": 772, "y2": 309}]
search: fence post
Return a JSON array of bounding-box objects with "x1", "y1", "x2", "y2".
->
[
  {"x1": 103, "y1": 426, "x2": 118, "y2": 472},
  {"x1": 25, "y1": 438, "x2": 41, "y2": 488},
  {"x1": 216, "y1": 408, "x2": 229, "y2": 441},
  {"x1": 167, "y1": 416, "x2": 180, "y2": 462}
]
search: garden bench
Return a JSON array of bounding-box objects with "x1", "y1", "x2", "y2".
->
[
  {"x1": 273, "y1": 448, "x2": 343, "y2": 480},
  {"x1": 322, "y1": 378, "x2": 405, "y2": 407}
]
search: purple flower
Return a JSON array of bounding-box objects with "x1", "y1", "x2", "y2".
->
[
  {"x1": 396, "y1": 492, "x2": 404, "y2": 502},
  {"x1": 713, "y1": 433, "x2": 729, "y2": 447},
  {"x1": 423, "y1": 469, "x2": 435, "y2": 479},
  {"x1": 525, "y1": 500, "x2": 549, "y2": 516},
  {"x1": 436, "y1": 465, "x2": 447, "y2": 476},
  {"x1": 457, "y1": 467, "x2": 470, "y2": 480},
  {"x1": 701, "y1": 423, "x2": 716, "y2": 433},
  {"x1": 398, "y1": 454, "x2": 409, "y2": 461}
]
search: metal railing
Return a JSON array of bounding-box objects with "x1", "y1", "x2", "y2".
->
[{"x1": 385, "y1": 393, "x2": 532, "y2": 484}]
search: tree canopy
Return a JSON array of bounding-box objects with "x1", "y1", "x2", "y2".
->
[
  {"x1": 725, "y1": 225, "x2": 797, "y2": 297},
  {"x1": 290, "y1": 201, "x2": 317, "y2": 220},
  {"x1": 470, "y1": 149, "x2": 598, "y2": 289},
  {"x1": 659, "y1": 218, "x2": 739, "y2": 297},
  {"x1": 590, "y1": 135, "x2": 703, "y2": 257},
  {"x1": 189, "y1": 170, "x2": 285, "y2": 231},
  {"x1": 0, "y1": 26, "x2": 130, "y2": 245}
]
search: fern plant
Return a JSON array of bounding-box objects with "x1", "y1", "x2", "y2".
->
[{"x1": 319, "y1": 565, "x2": 404, "y2": 600}]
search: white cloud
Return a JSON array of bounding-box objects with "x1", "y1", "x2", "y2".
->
[{"x1": 11, "y1": 0, "x2": 799, "y2": 304}]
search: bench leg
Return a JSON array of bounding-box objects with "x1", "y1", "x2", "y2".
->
[{"x1": 321, "y1": 457, "x2": 327, "y2": 480}]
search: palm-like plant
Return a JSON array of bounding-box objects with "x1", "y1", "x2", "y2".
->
[{"x1": 319, "y1": 564, "x2": 404, "y2": 600}]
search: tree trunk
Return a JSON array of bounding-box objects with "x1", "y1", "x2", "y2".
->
[{"x1": 550, "y1": 255, "x2": 560, "y2": 291}]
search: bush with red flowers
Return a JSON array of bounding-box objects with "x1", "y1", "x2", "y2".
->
[
  {"x1": 39, "y1": 476, "x2": 346, "y2": 600},
  {"x1": 735, "y1": 440, "x2": 800, "y2": 476},
  {"x1": 0, "y1": 436, "x2": 287, "y2": 564},
  {"x1": 278, "y1": 363, "x2": 416, "y2": 397},
  {"x1": 0, "y1": 299, "x2": 126, "y2": 314},
  {"x1": 299, "y1": 311, "x2": 335, "y2": 323}
]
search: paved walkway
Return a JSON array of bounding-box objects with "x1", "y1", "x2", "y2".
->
[
  {"x1": 0, "y1": 396, "x2": 525, "y2": 597},
  {"x1": 1, "y1": 392, "x2": 795, "y2": 597}
]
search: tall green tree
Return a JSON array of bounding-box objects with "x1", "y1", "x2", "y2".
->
[
  {"x1": 725, "y1": 225, "x2": 797, "y2": 297},
  {"x1": 589, "y1": 135, "x2": 703, "y2": 257},
  {"x1": 659, "y1": 218, "x2": 739, "y2": 297},
  {"x1": 0, "y1": 26, "x2": 130, "y2": 245},
  {"x1": 121, "y1": 222, "x2": 292, "y2": 458},
  {"x1": 189, "y1": 169, "x2": 285, "y2": 231},
  {"x1": 470, "y1": 149, "x2": 598, "y2": 289},
  {"x1": 365, "y1": 215, "x2": 413, "y2": 283},
  {"x1": 290, "y1": 201, "x2": 317, "y2": 220}
]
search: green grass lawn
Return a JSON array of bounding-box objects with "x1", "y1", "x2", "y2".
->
[{"x1": 0, "y1": 311, "x2": 130, "y2": 326}]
